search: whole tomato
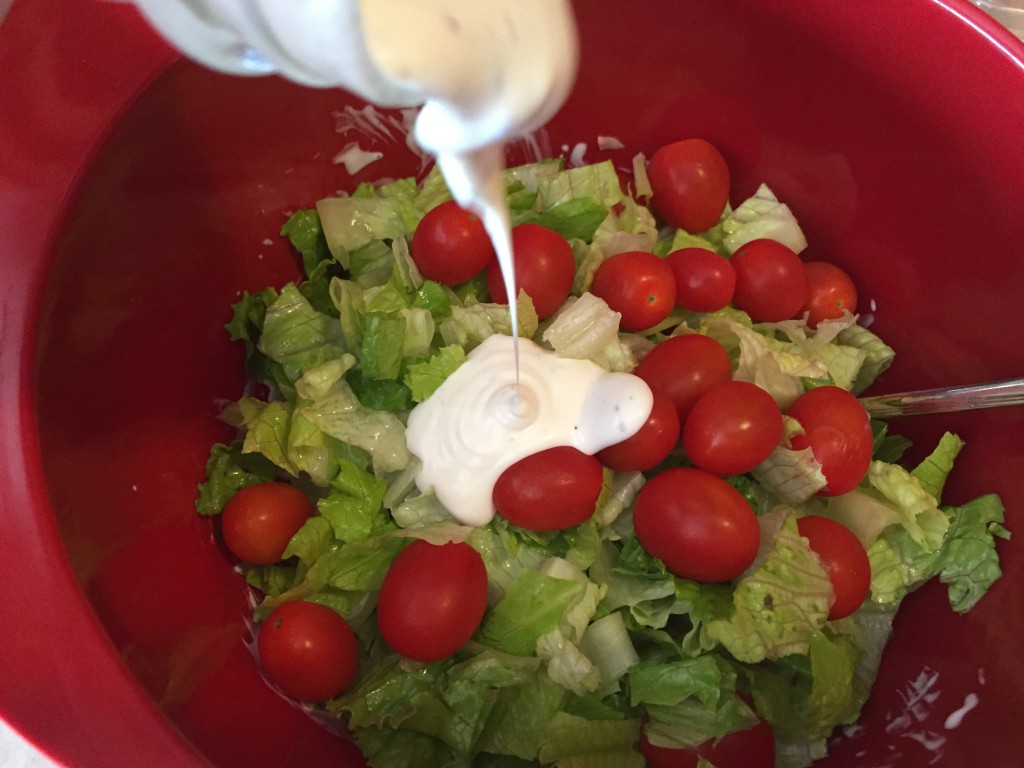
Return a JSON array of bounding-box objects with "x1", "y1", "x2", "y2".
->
[
  {"x1": 597, "y1": 388, "x2": 680, "y2": 472},
  {"x1": 589, "y1": 250, "x2": 676, "y2": 332},
  {"x1": 647, "y1": 139, "x2": 731, "y2": 233},
  {"x1": 633, "y1": 467, "x2": 759, "y2": 583},
  {"x1": 634, "y1": 334, "x2": 732, "y2": 423},
  {"x1": 493, "y1": 446, "x2": 604, "y2": 531},
  {"x1": 797, "y1": 515, "x2": 871, "y2": 620},
  {"x1": 802, "y1": 261, "x2": 858, "y2": 328},
  {"x1": 257, "y1": 601, "x2": 359, "y2": 702},
  {"x1": 786, "y1": 385, "x2": 873, "y2": 496},
  {"x1": 683, "y1": 380, "x2": 784, "y2": 477},
  {"x1": 376, "y1": 539, "x2": 488, "y2": 663},
  {"x1": 411, "y1": 200, "x2": 495, "y2": 285},
  {"x1": 221, "y1": 482, "x2": 312, "y2": 565},
  {"x1": 730, "y1": 238, "x2": 809, "y2": 322},
  {"x1": 486, "y1": 223, "x2": 575, "y2": 319}
]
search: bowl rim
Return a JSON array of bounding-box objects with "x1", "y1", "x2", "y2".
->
[{"x1": 1, "y1": 0, "x2": 1022, "y2": 766}]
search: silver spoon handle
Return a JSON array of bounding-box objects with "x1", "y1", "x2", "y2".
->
[{"x1": 859, "y1": 377, "x2": 1024, "y2": 419}]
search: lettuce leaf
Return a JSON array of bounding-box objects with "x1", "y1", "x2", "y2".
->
[{"x1": 195, "y1": 441, "x2": 277, "y2": 516}]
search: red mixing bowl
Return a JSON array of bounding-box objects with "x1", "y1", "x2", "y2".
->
[{"x1": 2, "y1": 0, "x2": 1023, "y2": 766}]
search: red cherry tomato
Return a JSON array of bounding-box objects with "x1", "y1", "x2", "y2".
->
[
  {"x1": 797, "y1": 515, "x2": 871, "y2": 620},
  {"x1": 221, "y1": 482, "x2": 313, "y2": 565},
  {"x1": 634, "y1": 334, "x2": 732, "y2": 423},
  {"x1": 410, "y1": 200, "x2": 495, "y2": 285},
  {"x1": 589, "y1": 250, "x2": 677, "y2": 332},
  {"x1": 597, "y1": 388, "x2": 680, "y2": 472},
  {"x1": 786, "y1": 386, "x2": 873, "y2": 496},
  {"x1": 647, "y1": 139, "x2": 731, "y2": 233},
  {"x1": 683, "y1": 381, "x2": 784, "y2": 476},
  {"x1": 633, "y1": 467, "x2": 759, "y2": 582},
  {"x1": 665, "y1": 247, "x2": 737, "y2": 313},
  {"x1": 486, "y1": 223, "x2": 575, "y2": 319},
  {"x1": 377, "y1": 539, "x2": 488, "y2": 663},
  {"x1": 730, "y1": 239, "x2": 809, "y2": 322},
  {"x1": 802, "y1": 261, "x2": 858, "y2": 328},
  {"x1": 493, "y1": 446, "x2": 604, "y2": 531},
  {"x1": 641, "y1": 718, "x2": 776, "y2": 768},
  {"x1": 257, "y1": 601, "x2": 359, "y2": 702}
]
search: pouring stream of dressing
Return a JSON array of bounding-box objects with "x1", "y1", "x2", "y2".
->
[{"x1": 131, "y1": 0, "x2": 651, "y2": 524}]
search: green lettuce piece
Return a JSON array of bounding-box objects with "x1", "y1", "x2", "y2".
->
[
  {"x1": 225, "y1": 287, "x2": 280, "y2": 380},
  {"x1": 751, "y1": 630, "x2": 862, "y2": 746},
  {"x1": 468, "y1": 519, "x2": 548, "y2": 598},
  {"x1": 405, "y1": 344, "x2": 468, "y2": 402},
  {"x1": 347, "y1": 367, "x2": 414, "y2": 411},
  {"x1": 589, "y1": 539, "x2": 676, "y2": 629},
  {"x1": 720, "y1": 184, "x2": 807, "y2": 255},
  {"x1": 236, "y1": 397, "x2": 298, "y2": 476},
  {"x1": 304, "y1": 534, "x2": 405, "y2": 593},
  {"x1": 316, "y1": 196, "x2": 407, "y2": 263},
  {"x1": 537, "y1": 712, "x2": 643, "y2": 768},
  {"x1": 360, "y1": 311, "x2": 406, "y2": 380},
  {"x1": 280, "y1": 208, "x2": 332, "y2": 277},
  {"x1": 195, "y1": 441, "x2": 277, "y2": 516},
  {"x1": 535, "y1": 160, "x2": 624, "y2": 211},
  {"x1": 353, "y1": 727, "x2": 467, "y2": 768},
  {"x1": 911, "y1": 431, "x2": 964, "y2": 501},
  {"x1": 281, "y1": 515, "x2": 334, "y2": 566},
  {"x1": 413, "y1": 280, "x2": 454, "y2": 320},
  {"x1": 516, "y1": 197, "x2": 609, "y2": 242},
  {"x1": 835, "y1": 324, "x2": 895, "y2": 393},
  {"x1": 629, "y1": 656, "x2": 737, "y2": 710},
  {"x1": 475, "y1": 670, "x2": 568, "y2": 760},
  {"x1": 869, "y1": 493, "x2": 1007, "y2": 612},
  {"x1": 706, "y1": 515, "x2": 832, "y2": 663},
  {"x1": 866, "y1": 460, "x2": 949, "y2": 551},
  {"x1": 296, "y1": 358, "x2": 411, "y2": 474},
  {"x1": 643, "y1": 691, "x2": 757, "y2": 750},
  {"x1": 258, "y1": 283, "x2": 347, "y2": 382},
  {"x1": 316, "y1": 458, "x2": 392, "y2": 543},
  {"x1": 478, "y1": 570, "x2": 586, "y2": 656},
  {"x1": 439, "y1": 293, "x2": 539, "y2": 350}
]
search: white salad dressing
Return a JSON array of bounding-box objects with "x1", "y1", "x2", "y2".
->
[
  {"x1": 134, "y1": 0, "x2": 650, "y2": 525},
  {"x1": 406, "y1": 335, "x2": 653, "y2": 526}
]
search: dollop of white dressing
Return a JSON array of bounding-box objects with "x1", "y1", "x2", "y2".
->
[{"x1": 407, "y1": 335, "x2": 653, "y2": 526}]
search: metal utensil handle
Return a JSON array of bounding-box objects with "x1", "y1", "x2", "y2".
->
[{"x1": 859, "y1": 377, "x2": 1024, "y2": 419}]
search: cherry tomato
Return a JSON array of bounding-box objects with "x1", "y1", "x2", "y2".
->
[
  {"x1": 786, "y1": 386, "x2": 873, "y2": 496},
  {"x1": 589, "y1": 251, "x2": 677, "y2": 332},
  {"x1": 666, "y1": 247, "x2": 737, "y2": 313},
  {"x1": 493, "y1": 446, "x2": 604, "y2": 531},
  {"x1": 797, "y1": 515, "x2": 871, "y2": 620},
  {"x1": 377, "y1": 539, "x2": 488, "y2": 663},
  {"x1": 257, "y1": 601, "x2": 359, "y2": 702},
  {"x1": 802, "y1": 261, "x2": 858, "y2": 328},
  {"x1": 410, "y1": 200, "x2": 495, "y2": 285},
  {"x1": 683, "y1": 380, "x2": 784, "y2": 476},
  {"x1": 633, "y1": 467, "x2": 759, "y2": 582},
  {"x1": 597, "y1": 388, "x2": 680, "y2": 472},
  {"x1": 730, "y1": 239, "x2": 809, "y2": 322},
  {"x1": 641, "y1": 718, "x2": 776, "y2": 768},
  {"x1": 486, "y1": 223, "x2": 575, "y2": 319},
  {"x1": 647, "y1": 139, "x2": 731, "y2": 233},
  {"x1": 221, "y1": 482, "x2": 313, "y2": 565},
  {"x1": 634, "y1": 334, "x2": 732, "y2": 423}
]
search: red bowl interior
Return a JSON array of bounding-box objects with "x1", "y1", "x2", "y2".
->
[{"x1": 2, "y1": 0, "x2": 1023, "y2": 766}]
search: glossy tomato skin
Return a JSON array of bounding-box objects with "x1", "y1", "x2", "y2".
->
[
  {"x1": 787, "y1": 385, "x2": 873, "y2": 496},
  {"x1": 666, "y1": 247, "x2": 737, "y2": 313},
  {"x1": 802, "y1": 261, "x2": 858, "y2": 328},
  {"x1": 797, "y1": 515, "x2": 871, "y2": 620},
  {"x1": 589, "y1": 250, "x2": 677, "y2": 332},
  {"x1": 634, "y1": 334, "x2": 732, "y2": 423},
  {"x1": 647, "y1": 139, "x2": 731, "y2": 233},
  {"x1": 633, "y1": 467, "x2": 759, "y2": 582},
  {"x1": 597, "y1": 388, "x2": 680, "y2": 472},
  {"x1": 257, "y1": 601, "x2": 359, "y2": 702},
  {"x1": 411, "y1": 200, "x2": 495, "y2": 285},
  {"x1": 641, "y1": 718, "x2": 776, "y2": 768},
  {"x1": 377, "y1": 539, "x2": 488, "y2": 663},
  {"x1": 486, "y1": 223, "x2": 575, "y2": 319},
  {"x1": 221, "y1": 482, "x2": 313, "y2": 565},
  {"x1": 730, "y1": 239, "x2": 809, "y2": 322},
  {"x1": 683, "y1": 380, "x2": 784, "y2": 476},
  {"x1": 493, "y1": 446, "x2": 604, "y2": 531}
]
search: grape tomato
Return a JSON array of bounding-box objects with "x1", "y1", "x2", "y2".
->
[
  {"x1": 221, "y1": 482, "x2": 313, "y2": 565},
  {"x1": 486, "y1": 222, "x2": 575, "y2": 319},
  {"x1": 730, "y1": 238, "x2": 808, "y2": 322},
  {"x1": 787, "y1": 385, "x2": 873, "y2": 496},
  {"x1": 634, "y1": 333, "x2": 732, "y2": 423},
  {"x1": 665, "y1": 247, "x2": 737, "y2": 313},
  {"x1": 493, "y1": 446, "x2": 604, "y2": 531},
  {"x1": 411, "y1": 200, "x2": 495, "y2": 285},
  {"x1": 589, "y1": 250, "x2": 676, "y2": 332},
  {"x1": 647, "y1": 138, "x2": 731, "y2": 233},
  {"x1": 797, "y1": 515, "x2": 871, "y2": 620}
]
